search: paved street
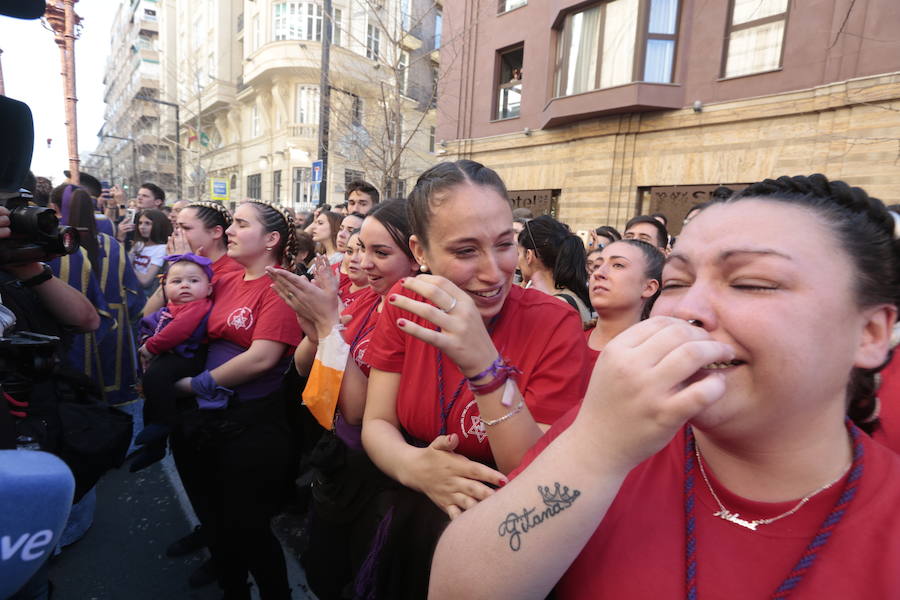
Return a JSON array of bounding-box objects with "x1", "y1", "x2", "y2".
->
[{"x1": 48, "y1": 454, "x2": 316, "y2": 600}]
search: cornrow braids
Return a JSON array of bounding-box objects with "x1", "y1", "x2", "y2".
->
[
  {"x1": 185, "y1": 200, "x2": 233, "y2": 229},
  {"x1": 245, "y1": 200, "x2": 298, "y2": 269},
  {"x1": 724, "y1": 174, "x2": 900, "y2": 433}
]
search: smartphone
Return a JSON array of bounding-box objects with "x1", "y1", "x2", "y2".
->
[{"x1": 124, "y1": 208, "x2": 137, "y2": 225}]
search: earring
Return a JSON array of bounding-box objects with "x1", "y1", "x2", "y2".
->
[
  {"x1": 419, "y1": 264, "x2": 428, "y2": 273},
  {"x1": 265, "y1": 247, "x2": 273, "y2": 252}
]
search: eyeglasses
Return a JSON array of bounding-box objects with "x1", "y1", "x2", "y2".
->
[{"x1": 524, "y1": 219, "x2": 539, "y2": 252}]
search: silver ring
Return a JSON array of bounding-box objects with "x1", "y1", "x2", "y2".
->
[{"x1": 442, "y1": 297, "x2": 458, "y2": 314}]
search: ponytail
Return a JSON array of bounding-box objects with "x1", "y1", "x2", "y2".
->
[{"x1": 553, "y1": 234, "x2": 590, "y2": 307}]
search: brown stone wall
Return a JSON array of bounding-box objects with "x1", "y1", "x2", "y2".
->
[{"x1": 446, "y1": 72, "x2": 900, "y2": 231}]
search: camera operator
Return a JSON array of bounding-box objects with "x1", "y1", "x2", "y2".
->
[{"x1": 0, "y1": 206, "x2": 100, "y2": 334}]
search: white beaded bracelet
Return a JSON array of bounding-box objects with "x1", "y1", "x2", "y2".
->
[{"x1": 480, "y1": 399, "x2": 525, "y2": 427}]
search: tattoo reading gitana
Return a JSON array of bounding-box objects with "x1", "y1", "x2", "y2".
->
[{"x1": 497, "y1": 482, "x2": 581, "y2": 551}]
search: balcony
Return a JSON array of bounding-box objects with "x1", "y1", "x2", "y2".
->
[
  {"x1": 287, "y1": 123, "x2": 317, "y2": 139},
  {"x1": 541, "y1": 82, "x2": 684, "y2": 128},
  {"x1": 242, "y1": 41, "x2": 324, "y2": 89}
]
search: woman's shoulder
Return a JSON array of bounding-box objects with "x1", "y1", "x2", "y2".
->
[{"x1": 509, "y1": 285, "x2": 585, "y2": 325}]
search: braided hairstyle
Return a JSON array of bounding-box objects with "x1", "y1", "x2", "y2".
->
[
  {"x1": 244, "y1": 200, "x2": 298, "y2": 269},
  {"x1": 184, "y1": 200, "x2": 233, "y2": 253},
  {"x1": 519, "y1": 215, "x2": 591, "y2": 308},
  {"x1": 722, "y1": 174, "x2": 900, "y2": 433}
]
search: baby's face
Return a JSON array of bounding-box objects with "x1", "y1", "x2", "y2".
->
[{"x1": 165, "y1": 262, "x2": 212, "y2": 304}]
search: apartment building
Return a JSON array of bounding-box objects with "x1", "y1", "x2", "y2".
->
[
  {"x1": 438, "y1": 0, "x2": 900, "y2": 234},
  {"x1": 86, "y1": 0, "x2": 178, "y2": 197},
  {"x1": 176, "y1": 0, "x2": 441, "y2": 209}
]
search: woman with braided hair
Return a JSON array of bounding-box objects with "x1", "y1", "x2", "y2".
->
[
  {"x1": 172, "y1": 200, "x2": 302, "y2": 599},
  {"x1": 430, "y1": 174, "x2": 900, "y2": 599}
]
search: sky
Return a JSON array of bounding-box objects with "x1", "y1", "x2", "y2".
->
[{"x1": 0, "y1": 2, "x2": 115, "y2": 183}]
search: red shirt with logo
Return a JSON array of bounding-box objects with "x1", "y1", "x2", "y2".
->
[
  {"x1": 208, "y1": 268, "x2": 301, "y2": 354},
  {"x1": 511, "y1": 408, "x2": 900, "y2": 598},
  {"x1": 367, "y1": 283, "x2": 591, "y2": 464}
]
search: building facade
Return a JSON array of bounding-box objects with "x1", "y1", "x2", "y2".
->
[
  {"x1": 85, "y1": 0, "x2": 178, "y2": 198},
  {"x1": 88, "y1": 0, "x2": 442, "y2": 209},
  {"x1": 438, "y1": 0, "x2": 900, "y2": 234},
  {"x1": 174, "y1": 0, "x2": 441, "y2": 209}
]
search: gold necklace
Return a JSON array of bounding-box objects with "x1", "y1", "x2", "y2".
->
[{"x1": 694, "y1": 443, "x2": 849, "y2": 531}]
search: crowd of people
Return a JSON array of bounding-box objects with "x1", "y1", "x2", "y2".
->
[{"x1": 11, "y1": 162, "x2": 900, "y2": 599}]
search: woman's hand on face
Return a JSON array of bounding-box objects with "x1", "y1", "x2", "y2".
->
[
  {"x1": 167, "y1": 227, "x2": 195, "y2": 255},
  {"x1": 574, "y1": 316, "x2": 735, "y2": 472},
  {"x1": 408, "y1": 433, "x2": 508, "y2": 519},
  {"x1": 266, "y1": 262, "x2": 342, "y2": 341},
  {"x1": 388, "y1": 275, "x2": 498, "y2": 378}
]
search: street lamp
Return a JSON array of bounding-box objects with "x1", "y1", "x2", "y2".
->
[{"x1": 135, "y1": 95, "x2": 182, "y2": 200}]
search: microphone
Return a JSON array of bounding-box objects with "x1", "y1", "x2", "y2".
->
[{"x1": 0, "y1": 450, "x2": 75, "y2": 598}]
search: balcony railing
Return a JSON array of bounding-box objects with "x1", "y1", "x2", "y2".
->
[{"x1": 288, "y1": 124, "x2": 317, "y2": 138}]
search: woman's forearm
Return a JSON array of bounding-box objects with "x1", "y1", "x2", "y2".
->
[
  {"x1": 336, "y1": 359, "x2": 368, "y2": 425},
  {"x1": 429, "y1": 426, "x2": 630, "y2": 600},
  {"x1": 293, "y1": 337, "x2": 317, "y2": 376},
  {"x1": 473, "y1": 382, "x2": 544, "y2": 474},
  {"x1": 361, "y1": 417, "x2": 424, "y2": 487},
  {"x1": 209, "y1": 340, "x2": 285, "y2": 388},
  {"x1": 135, "y1": 265, "x2": 160, "y2": 287}
]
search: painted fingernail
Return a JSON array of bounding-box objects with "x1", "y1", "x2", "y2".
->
[
  {"x1": 389, "y1": 294, "x2": 397, "y2": 302},
  {"x1": 499, "y1": 477, "x2": 508, "y2": 487},
  {"x1": 397, "y1": 319, "x2": 406, "y2": 328}
]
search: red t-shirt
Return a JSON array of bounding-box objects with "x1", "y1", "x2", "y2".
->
[
  {"x1": 583, "y1": 327, "x2": 601, "y2": 364},
  {"x1": 512, "y1": 408, "x2": 900, "y2": 598},
  {"x1": 873, "y1": 351, "x2": 900, "y2": 453},
  {"x1": 340, "y1": 288, "x2": 381, "y2": 377},
  {"x1": 208, "y1": 269, "x2": 301, "y2": 354},
  {"x1": 367, "y1": 283, "x2": 591, "y2": 464},
  {"x1": 211, "y1": 254, "x2": 243, "y2": 278}
]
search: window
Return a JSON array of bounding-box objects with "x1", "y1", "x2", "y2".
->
[
  {"x1": 351, "y1": 95, "x2": 363, "y2": 126},
  {"x1": 367, "y1": 24, "x2": 381, "y2": 60},
  {"x1": 332, "y1": 8, "x2": 342, "y2": 46},
  {"x1": 496, "y1": 45, "x2": 523, "y2": 120},
  {"x1": 553, "y1": 0, "x2": 679, "y2": 98},
  {"x1": 499, "y1": 0, "x2": 527, "y2": 12},
  {"x1": 398, "y1": 50, "x2": 410, "y2": 96},
  {"x1": 386, "y1": 112, "x2": 401, "y2": 145},
  {"x1": 434, "y1": 11, "x2": 442, "y2": 49},
  {"x1": 723, "y1": 0, "x2": 789, "y2": 78},
  {"x1": 251, "y1": 14, "x2": 261, "y2": 51},
  {"x1": 251, "y1": 105, "x2": 261, "y2": 137},
  {"x1": 273, "y1": 2, "x2": 322, "y2": 41},
  {"x1": 345, "y1": 169, "x2": 364, "y2": 192},
  {"x1": 273, "y1": 170, "x2": 282, "y2": 204},
  {"x1": 295, "y1": 85, "x2": 320, "y2": 124},
  {"x1": 429, "y1": 126, "x2": 436, "y2": 153},
  {"x1": 247, "y1": 174, "x2": 262, "y2": 200},
  {"x1": 306, "y1": 3, "x2": 323, "y2": 41},
  {"x1": 293, "y1": 167, "x2": 312, "y2": 206},
  {"x1": 401, "y1": 0, "x2": 412, "y2": 31}
]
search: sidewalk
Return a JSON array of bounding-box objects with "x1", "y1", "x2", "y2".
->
[{"x1": 48, "y1": 454, "x2": 316, "y2": 600}]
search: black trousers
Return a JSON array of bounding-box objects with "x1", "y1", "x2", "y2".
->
[
  {"x1": 171, "y1": 395, "x2": 294, "y2": 600},
  {"x1": 141, "y1": 350, "x2": 207, "y2": 427}
]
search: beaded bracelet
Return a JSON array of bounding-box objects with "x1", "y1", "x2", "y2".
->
[{"x1": 480, "y1": 396, "x2": 525, "y2": 427}]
